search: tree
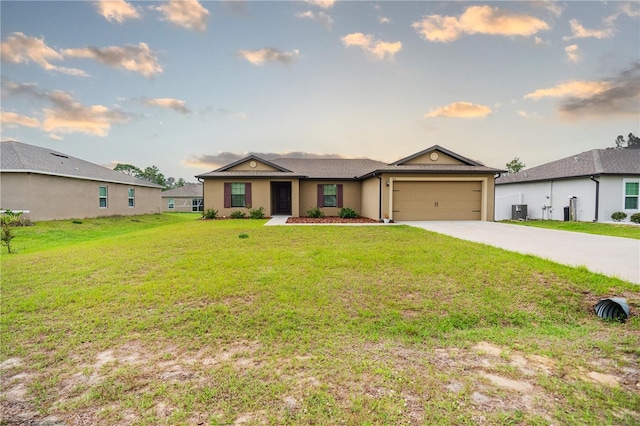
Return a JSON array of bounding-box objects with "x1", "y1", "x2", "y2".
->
[
  {"x1": 612, "y1": 133, "x2": 640, "y2": 149},
  {"x1": 139, "y1": 165, "x2": 166, "y2": 187},
  {"x1": 505, "y1": 157, "x2": 525, "y2": 174},
  {"x1": 174, "y1": 178, "x2": 187, "y2": 188},
  {"x1": 114, "y1": 163, "x2": 142, "y2": 176}
]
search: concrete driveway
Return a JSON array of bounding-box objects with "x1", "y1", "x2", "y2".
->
[{"x1": 399, "y1": 221, "x2": 640, "y2": 284}]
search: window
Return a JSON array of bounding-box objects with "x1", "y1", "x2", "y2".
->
[
  {"x1": 231, "y1": 183, "x2": 246, "y2": 207},
  {"x1": 323, "y1": 184, "x2": 337, "y2": 207},
  {"x1": 192, "y1": 198, "x2": 203, "y2": 212},
  {"x1": 224, "y1": 183, "x2": 252, "y2": 208},
  {"x1": 317, "y1": 184, "x2": 343, "y2": 208},
  {"x1": 625, "y1": 181, "x2": 639, "y2": 209},
  {"x1": 168, "y1": 199, "x2": 175, "y2": 209},
  {"x1": 128, "y1": 188, "x2": 135, "y2": 207},
  {"x1": 99, "y1": 186, "x2": 108, "y2": 208}
]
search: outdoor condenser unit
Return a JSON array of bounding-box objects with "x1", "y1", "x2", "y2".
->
[{"x1": 511, "y1": 204, "x2": 528, "y2": 220}]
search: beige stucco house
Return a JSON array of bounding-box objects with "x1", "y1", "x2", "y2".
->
[
  {"x1": 196, "y1": 145, "x2": 502, "y2": 221},
  {"x1": 161, "y1": 183, "x2": 203, "y2": 212},
  {"x1": 1, "y1": 140, "x2": 162, "y2": 221}
]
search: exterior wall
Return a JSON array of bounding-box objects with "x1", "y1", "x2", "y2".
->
[
  {"x1": 404, "y1": 152, "x2": 464, "y2": 165},
  {"x1": 380, "y1": 173, "x2": 496, "y2": 221},
  {"x1": 361, "y1": 177, "x2": 382, "y2": 220},
  {"x1": 0, "y1": 172, "x2": 161, "y2": 221},
  {"x1": 202, "y1": 178, "x2": 300, "y2": 217},
  {"x1": 495, "y1": 176, "x2": 607, "y2": 221},
  {"x1": 298, "y1": 180, "x2": 362, "y2": 217},
  {"x1": 162, "y1": 196, "x2": 202, "y2": 213},
  {"x1": 600, "y1": 175, "x2": 639, "y2": 222}
]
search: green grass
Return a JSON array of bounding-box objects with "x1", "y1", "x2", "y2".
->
[
  {"x1": 2, "y1": 215, "x2": 639, "y2": 425},
  {"x1": 502, "y1": 219, "x2": 640, "y2": 239}
]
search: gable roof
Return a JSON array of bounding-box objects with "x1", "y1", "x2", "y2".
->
[
  {"x1": 1, "y1": 140, "x2": 163, "y2": 188},
  {"x1": 161, "y1": 183, "x2": 203, "y2": 197},
  {"x1": 496, "y1": 149, "x2": 640, "y2": 185},
  {"x1": 391, "y1": 145, "x2": 484, "y2": 166}
]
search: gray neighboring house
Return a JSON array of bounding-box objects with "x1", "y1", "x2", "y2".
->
[
  {"x1": 495, "y1": 149, "x2": 640, "y2": 222},
  {"x1": 161, "y1": 183, "x2": 203, "y2": 212},
  {"x1": 1, "y1": 140, "x2": 163, "y2": 221}
]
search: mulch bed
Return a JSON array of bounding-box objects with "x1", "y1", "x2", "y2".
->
[{"x1": 286, "y1": 216, "x2": 381, "y2": 224}]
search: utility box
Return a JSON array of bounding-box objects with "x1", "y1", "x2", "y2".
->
[{"x1": 511, "y1": 204, "x2": 528, "y2": 220}]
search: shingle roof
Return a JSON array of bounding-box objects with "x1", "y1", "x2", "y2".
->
[
  {"x1": 496, "y1": 149, "x2": 640, "y2": 185},
  {"x1": 161, "y1": 183, "x2": 203, "y2": 197},
  {"x1": 1, "y1": 140, "x2": 163, "y2": 188},
  {"x1": 271, "y1": 158, "x2": 388, "y2": 179}
]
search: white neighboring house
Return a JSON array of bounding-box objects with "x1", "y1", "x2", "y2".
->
[
  {"x1": 161, "y1": 183, "x2": 203, "y2": 212},
  {"x1": 495, "y1": 149, "x2": 640, "y2": 222},
  {"x1": 0, "y1": 140, "x2": 163, "y2": 221}
]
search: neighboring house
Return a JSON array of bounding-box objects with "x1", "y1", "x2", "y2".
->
[
  {"x1": 0, "y1": 140, "x2": 163, "y2": 221},
  {"x1": 495, "y1": 149, "x2": 640, "y2": 222},
  {"x1": 162, "y1": 183, "x2": 203, "y2": 212},
  {"x1": 196, "y1": 145, "x2": 502, "y2": 221}
]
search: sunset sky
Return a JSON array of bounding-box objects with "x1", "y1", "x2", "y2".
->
[{"x1": 1, "y1": 1, "x2": 639, "y2": 182}]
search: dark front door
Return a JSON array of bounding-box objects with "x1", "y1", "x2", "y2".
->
[{"x1": 273, "y1": 182, "x2": 292, "y2": 215}]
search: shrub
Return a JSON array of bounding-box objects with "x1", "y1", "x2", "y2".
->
[
  {"x1": 338, "y1": 207, "x2": 358, "y2": 218},
  {"x1": 1, "y1": 210, "x2": 26, "y2": 253},
  {"x1": 249, "y1": 206, "x2": 265, "y2": 219},
  {"x1": 306, "y1": 207, "x2": 325, "y2": 218},
  {"x1": 238, "y1": 233, "x2": 249, "y2": 239},
  {"x1": 203, "y1": 209, "x2": 218, "y2": 219},
  {"x1": 230, "y1": 211, "x2": 246, "y2": 219},
  {"x1": 631, "y1": 213, "x2": 640, "y2": 224},
  {"x1": 611, "y1": 211, "x2": 627, "y2": 222},
  {"x1": 72, "y1": 220, "x2": 83, "y2": 224}
]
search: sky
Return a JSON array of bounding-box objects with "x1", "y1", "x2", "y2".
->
[{"x1": 1, "y1": 0, "x2": 639, "y2": 182}]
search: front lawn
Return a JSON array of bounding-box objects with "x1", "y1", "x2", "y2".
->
[
  {"x1": 2, "y1": 216, "x2": 639, "y2": 425},
  {"x1": 502, "y1": 219, "x2": 640, "y2": 239}
]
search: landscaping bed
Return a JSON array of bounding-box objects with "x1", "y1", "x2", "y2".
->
[{"x1": 286, "y1": 216, "x2": 381, "y2": 224}]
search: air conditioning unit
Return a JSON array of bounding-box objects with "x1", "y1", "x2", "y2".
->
[{"x1": 511, "y1": 204, "x2": 528, "y2": 220}]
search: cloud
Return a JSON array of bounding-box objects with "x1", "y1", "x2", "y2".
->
[
  {"x1": 524, "y1": 80, "x2": 611, "y2": 100},
  {"x1": 1, "y1": 32, "x2": 87, "y2": 76},
  {"x1": 140, "y1": 97, "x2": 191, "y2": 114},
  {"x1": 0, "y1": 111, "x2": 41, "y2": 128},
  {"x1": 305, "y1": 0, "x2": 335, "y2": 9},
  {"x1": 295, "y1": 10, "x2": 333, "y2": 29},
  {"x1": 424, "y1": 102, "x2": 492, "y2": 118},
  {"x1": 564, "y1": 44, "x2": 581, "y2": 63},
  {"x1": 412, "y1": 5, "x2": 549, "y2": 42},
  {"x1": 238, "y1": 48, "x2": 300, "y2": 66},
  {"x1": 183, "y1": 151, "x2": 344, "y2": 169},
  {"x1": 525, "y1": 64, "x2": 640, "y2": 119},
  {"x1": 199, "y1": 106, "x2": 247, "y2": 120},
  {"x1": 94, "y1": 0, "x2": 140, "y2": 23},
  {"x1": 556, "y1": 64, "x2": 640, "y2": 119},
  {"x1": 341, "y1": 33, "x2": 402, "y2": 60},
  {"x1": 222, "y1": 0, "x2": 247, "y2": 15},
  {"x1": 48, "y1": 133, "x2": 63, "y2": 140},
  {"x1": 2, "y1": 80, "x2": 131, "y2": 137},
  {"x1": 153, "y1": 0, "x2": 209, "y2": 31},
  {"x1": 564, "y1": 19, "x2": 615, "y2": 40},
  {"x1": 378, "y1": 16, "x2": 391, "y2": 24},
  {"x1": 62, "y1": 43, "x2": 162, "y2": 77},
  {"x1": 517, "y1": 110, "x2": 541, "y2": 118}
]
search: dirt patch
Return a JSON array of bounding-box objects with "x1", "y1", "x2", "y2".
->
[{"x1": 286, "y1": 216, "x2": 381, "y2": 224}]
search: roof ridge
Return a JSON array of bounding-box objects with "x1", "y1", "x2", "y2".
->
[{"x1": 592, "y1": 149, "x2": 604, "y2": 174}]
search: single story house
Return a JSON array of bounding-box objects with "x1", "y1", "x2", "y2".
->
[
  {"x1": 495, "y1": 149, "x2": 640, "y2": 222},
  {"x1": 0, "y1": 140, "x2": 163, "y2": 221},
  {"x1": 161, "y1": 183, "x2": 203, "y2": 212},
  {"x1": 196, "y1": 145, "x2": 502, "y2": 221}
]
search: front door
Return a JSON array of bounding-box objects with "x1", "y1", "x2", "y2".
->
[{"x1": 273, "y1": 182, "x2": 292, "y2": 215}]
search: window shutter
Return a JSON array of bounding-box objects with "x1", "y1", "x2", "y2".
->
[
  {"x1": 245, "y1": 183, "x2": 252, "y2": 206},
  {"x1": 224, "y1": 183, "x2": 231, "y2": 208},
  {"x1": 337, "y1": 184, "x2": 343, "y2": 208},
  {"x1": 317, "y1": 184, "x2": 323, "y2": 207}
]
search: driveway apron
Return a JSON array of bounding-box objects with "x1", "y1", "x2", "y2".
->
[{"x1": 399, "y1": 221, "x2": 640, "y2": 284}]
